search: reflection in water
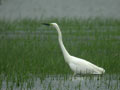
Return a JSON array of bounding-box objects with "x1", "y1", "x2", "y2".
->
[{"x1": 1, "y1": 74, "x2": 120, "y2": 90}]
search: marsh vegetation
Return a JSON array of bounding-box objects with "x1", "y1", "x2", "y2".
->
[{"x1": 0, "y1": 18, "x2": 120, "y2": 90}]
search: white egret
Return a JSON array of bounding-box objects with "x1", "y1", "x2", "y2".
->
[{"x1": 42, "y1": 23, "x2": 105, "y2": 75}]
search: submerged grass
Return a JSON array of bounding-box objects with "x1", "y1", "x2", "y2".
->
[{"x1": 0, "y1": 18, "x2": 120, "y2": 89}]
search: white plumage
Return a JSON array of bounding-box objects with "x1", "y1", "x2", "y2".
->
[
  {"x1": 44, "y1": 23, "x2": 105, "y2": 75},
  {"x1": 68, "y1": 56, "x2": 105, "y2": 75}
]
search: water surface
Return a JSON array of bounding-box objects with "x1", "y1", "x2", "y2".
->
[{"x1": 1, "y1": 74, "x2": 120, "y2": 90}]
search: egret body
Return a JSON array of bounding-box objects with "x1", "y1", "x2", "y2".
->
[{"x1": 43, "y1": 23, "x2": 105, "y2": 75}]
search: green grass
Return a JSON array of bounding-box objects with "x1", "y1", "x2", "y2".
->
[{"x1": 0, "y1": 18, "x2": 120, "y2": 89}]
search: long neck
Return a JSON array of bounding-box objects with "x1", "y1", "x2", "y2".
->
[{"x1": 53, "y1": 24, "x2": 70, "y2": 60}]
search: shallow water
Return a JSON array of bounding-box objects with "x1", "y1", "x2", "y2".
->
[
  {"x1": 1, "y1": 74, "x2": 120, "y2": 90},
  {"x1": 0, "y1": 31, "x2": 120, "y2": 40}
]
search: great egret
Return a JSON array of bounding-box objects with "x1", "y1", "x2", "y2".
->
[{"x1": 42, "y1": 23, "x2": 105, "y2": 75}]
